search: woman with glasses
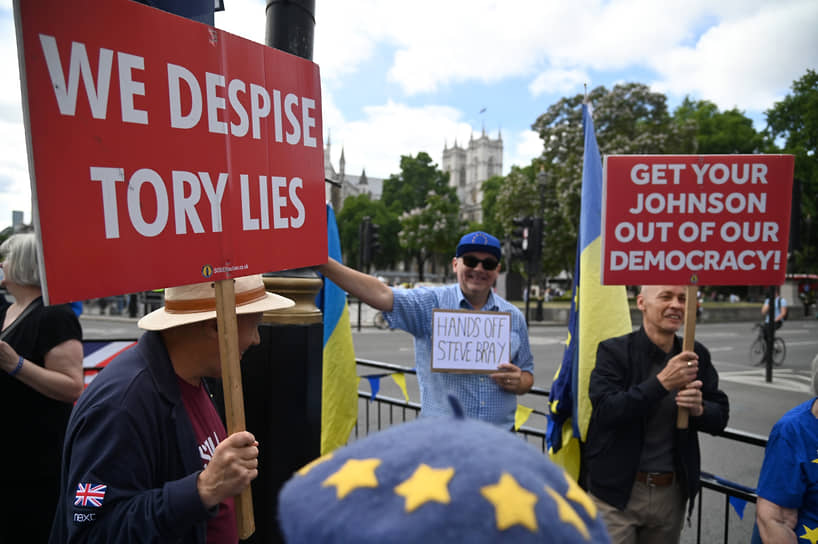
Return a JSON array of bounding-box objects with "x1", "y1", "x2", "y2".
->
[
  {"x1": 318, "y1": 230, "x2": 534, "y2": 430},
  {"x1": 0, "y1": 232, "x2": 83, "y2": 542}
]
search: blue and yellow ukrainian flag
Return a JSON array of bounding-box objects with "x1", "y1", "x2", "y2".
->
[
  {"x1": 547, "y1": 103, "x2": 632, "y2": 481},
  {"x1": 317, "y1": 204, "x2": 358, "y2": 455}
]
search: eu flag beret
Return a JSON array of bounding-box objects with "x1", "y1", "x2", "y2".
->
[{"x1": 278, "y1": 406, "x2": 609, "y2": 543}]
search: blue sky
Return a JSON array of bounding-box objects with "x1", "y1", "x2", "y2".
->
[{"x1": 2, "y1": 0, "x2": 817, "y2": 230}]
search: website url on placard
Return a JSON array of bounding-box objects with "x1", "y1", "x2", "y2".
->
[{"x1": 214, "y1": 264, "x2": 249, "y2": 274}]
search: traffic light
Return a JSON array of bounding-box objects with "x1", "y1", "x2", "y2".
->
[
  {"x1": 510, "y1": 216, "x2": 532, "y2": 260},
  {"x1": 359, "y1": 216, "x2": 380, "y2": 269},
  {"x1": 528, "y1": 217, "x2": 544, "y2": 274},
  {"x1": 366, "y1": 220, "x2": 381, "y2": 265},
  {"x1": 359, "y1": 218, "x2": 369, "y2": 269}
]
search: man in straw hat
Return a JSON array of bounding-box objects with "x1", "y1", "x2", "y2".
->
[{"x1": 50, "y1": 275, "x2": 293, "y2": 543}]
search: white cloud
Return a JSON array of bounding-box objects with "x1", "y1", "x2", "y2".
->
[
  {"x1": 0, "y1": 119, "x2": 31, "y2": 226},
  {"x1": 382, "y1": 1, "x2": 568, "y2": 95},
  {"x1": 213, "y1": 0, "x2": 265, "y2": 45},
  {"x1": 307, "y1": 0, "x2": 816, "y2": 118},
  {"x1": 0, "y1": 6, "x2": 28, "y2": 227},
  {"x1": 651, "y1": 1, "x2": 818, "y2": 111},
  {"x1": 529, "y1": 68, "x2": 589, "y2": 97},
  {"x1": 325, "y1": 100, "x2": 470, "y2": 179},
  {"x1": 215, "y1": 0, "x2": 393, "y2": 85},
  {"x1": 0, "y1": 11, "x2": 22, "y2": 123},
  {"x1": 506, "y1": 129, "x2": 542, "y2": 172}
]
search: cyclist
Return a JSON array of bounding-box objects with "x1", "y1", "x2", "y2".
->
[{"x1": 761, "y1": 288, "x2": 788, "y2": 330}]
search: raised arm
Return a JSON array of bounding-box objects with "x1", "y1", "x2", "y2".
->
[{"x1": 318, "y1": 257, "x2": 394, "y2": 312}]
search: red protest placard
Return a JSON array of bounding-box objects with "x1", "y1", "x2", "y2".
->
[
  {"x1": 15, "y1": 0, "x2": 326, "y2": 304},
  {"x1": 601, "y1": 155, "x2": 794, "y2": 286}
]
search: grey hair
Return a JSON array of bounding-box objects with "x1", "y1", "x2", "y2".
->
[{"x1": 0, "y1": 233, "x2": 41, "y2": 287}]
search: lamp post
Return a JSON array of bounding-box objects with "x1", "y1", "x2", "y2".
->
[{"x1": 533, "y1": 168, "x2": 547, "y2": 321}]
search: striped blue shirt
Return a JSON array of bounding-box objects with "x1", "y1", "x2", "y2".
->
[{"x1": 385, "y1": 284, "x2": 534, "y2": 428}]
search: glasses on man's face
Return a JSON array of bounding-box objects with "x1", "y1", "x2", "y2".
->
[{"x1": 461, "y1": 255, "x2": 499, "y2": 271}]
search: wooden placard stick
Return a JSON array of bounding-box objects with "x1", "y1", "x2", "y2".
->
[
  {"x1": 214, "y1": 279, "x2": 255, "y2": 539},
  {"x1": 676, "y1": 285, "x2": 698, "y2": 430}
]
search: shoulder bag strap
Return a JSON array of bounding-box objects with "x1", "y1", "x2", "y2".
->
[{"x1": 0, "y1": 297, "x2": 44, "y2": 342}]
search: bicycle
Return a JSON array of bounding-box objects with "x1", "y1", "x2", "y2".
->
[
  {"x1": 373, "y1": 311, "x2": 390, "y2": 330},
  {"x1": 749, "y1": 322, "x2": 786, "y2": 366}
]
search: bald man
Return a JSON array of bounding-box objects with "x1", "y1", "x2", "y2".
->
[{"x1": 584, "y1": 286, "x2": 729, "y2": 544}]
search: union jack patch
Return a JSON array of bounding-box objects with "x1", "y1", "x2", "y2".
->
[{"x1": 74, "y1": 483, "x2": 107, "y2": 507}]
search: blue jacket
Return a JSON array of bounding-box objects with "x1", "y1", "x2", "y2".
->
[{"x1": 50, "y1": 331, "x2": 212, "y2": 543}]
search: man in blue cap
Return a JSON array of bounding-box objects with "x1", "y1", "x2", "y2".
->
[{"x1": 318, "y1": 231, "x2": 534, "y2": 429}]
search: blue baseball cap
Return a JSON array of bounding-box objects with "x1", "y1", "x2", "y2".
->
[
  {"x1": 456, "y1": 231, "x2": 502, "y2": 260},
  {"x1": 277, "y1": 400, "x2": 610, "y2": 543}
]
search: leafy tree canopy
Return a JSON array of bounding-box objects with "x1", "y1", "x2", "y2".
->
[
  {"x1": 672, "y1": 97, "x2": 764, "y2": 154},
  {"x1": 398, "y1": 191, "x2": 462, "y2": 281},
  {"x1": 335, "y1": 194, "x2": 399, "y2": 269},
  {"x1": 381, "y1": 152, "x2": 455, "y2": 215},
  {"x1": 524, "y1": 83, "x2": 698, "y2": 281},
  {"x1": 765, "y1": 69, "x2": 818, "y2": 270},
  {"x1": 479, "y1": 175, "x2": 505, "y2": 239}
]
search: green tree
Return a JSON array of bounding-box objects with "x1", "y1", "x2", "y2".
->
[
  {"x1": 673, "y1": 97, "x2": 764, "y2": 154},
  {"x1": 491, "y1": 164, "x2": 538, "y2": 272},
  {"x1": 335, "y1": 194, "x2": 399, "y2": 269},
  {"x1": 480, "y1": 175, "x2": 505, "y2": 238},
  {"x1": 381, "y1": 152, "x2": 460, "y2": 276},
  {"x1": 528, "y1": 83, "x2": 698, "y2": 281},
  {"x1": 382, "y1": 152, "x2": 456, "y2": 214},
  {"x1": 398, "y1": 191, "x2": 462, "y2": 282},
  {"x1": 765, "y1": 69, "x2": 818, "y2": 271}
]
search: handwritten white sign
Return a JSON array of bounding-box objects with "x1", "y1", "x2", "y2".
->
[{"x1": 431, "y1": 309, "x2": 511, "y2": 373}]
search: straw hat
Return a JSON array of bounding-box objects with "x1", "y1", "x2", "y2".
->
[{"x1": 137, "y1": 274, "x2": 294, "y2": 331}]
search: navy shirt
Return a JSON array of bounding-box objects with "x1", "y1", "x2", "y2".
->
[{"x1": 50, "y1": 331, "x2": 213, "y2": 544}]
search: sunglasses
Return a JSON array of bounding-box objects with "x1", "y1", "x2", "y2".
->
[{"x1": 461, "y1": 255, "x2": 500, "y2": 271}]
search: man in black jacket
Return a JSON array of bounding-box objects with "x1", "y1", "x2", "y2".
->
[{"x1": 585, "y1": 285, "x2": 729, "y2": 544}]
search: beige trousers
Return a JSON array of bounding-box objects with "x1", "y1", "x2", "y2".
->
[{"x1": 591, "y1": 478, "x2": 686, "y2": 544}]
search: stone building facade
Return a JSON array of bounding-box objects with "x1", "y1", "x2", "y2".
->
[
  {"x1": 441, "y1": 129, "x2": 503, "y2": 222},
  {"x1": 324, "y1": 136, "x2": 383, "y2": 212}
]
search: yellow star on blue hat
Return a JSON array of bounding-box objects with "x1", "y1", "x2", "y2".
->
[
  {"x1": 545, "y1": 486, "x2": 589, "y2": 540},
  {"x1": 394, "y1": 464, "x2": 455, "y2": 512},
  {"x1": 322, "y1": 458, "x2": 381, "y2": 499},
  {"x1": 480, "y1": 472, "x2": 538, "y2": 532},
  {"x1": 563, "y1": 472, "x2": 597, "y2": 519},
  {"x1": 297, "y1": 452, "x2": 333, "y2": 476}
]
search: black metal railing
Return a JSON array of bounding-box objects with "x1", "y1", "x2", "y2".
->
[{"x1": 353, "y1": 358, "x2": 765, "y2": 543}]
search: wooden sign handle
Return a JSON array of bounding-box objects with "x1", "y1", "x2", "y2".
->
[
  {"x1": 676, "y1": 285, "x2": 698, "y2": 430},
  {"x1": 214, "y1": 279, "x2": 255, "y2": 539}
]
